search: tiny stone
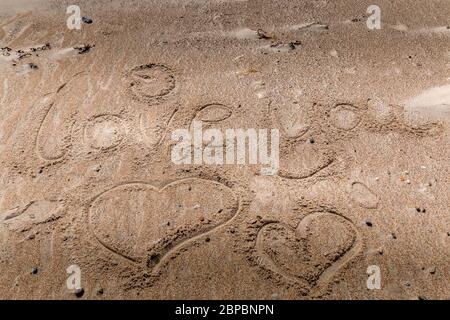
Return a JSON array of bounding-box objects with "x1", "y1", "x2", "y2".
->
[
  {"x1": 82, "y1": 16, "x2": 93, "y2": 24},
  {"x1": 96, "y1": 288, "x2": 104, "y2": 295},
  {"x1": 74, "y1": 287, "x2": 85, "y2": 298},
  {"x1": 427, "y1": 266, "x2": 436, "y2": 275},
  {"x1": 205, "y1": 237, "x2": 210, "y2": 242},
  {"x1": 31, "y1": 267, "x2": 38, "y2": 274},
  {"x1": 404, "y1": 281, "x2": 411, "y2": 287},
  {"x1": 309, "y1": 138, "x2": 315, "y2": 144},
  {"x1": 365, "y1": 219, "x2": 373, "y2": 227}
]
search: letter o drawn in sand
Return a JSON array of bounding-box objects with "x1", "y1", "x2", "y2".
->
[
  {"x1": 329, "y1": 104, "x2": 360, "y2": 130},
  {"x1": 84, "y1": 115, "x2": 126, "y2": 150},
  {"x1": 127, "y1": 64, "x2": 176, "y2": 104}
]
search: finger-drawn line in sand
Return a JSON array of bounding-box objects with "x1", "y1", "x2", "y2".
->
[
  {"x1": 189, "y1": 103, "x2": 235, "y2": 132},
  {"x1": 35, "y1": 95, "x2": 73, "y2": 162},
  {"x1": 0, "y1": 200, "x2": 64, "y2": 232},
  {"x1": 329, "y1": 104, "x2": 361, "y2": 131},
  {"x1": 350, "y1": 182, "x2": 379, "y2": 209},
  {"x1": 194, "y1": 104, "x2": 233, "y2": 123},
  {"x1": 277, "y1": 143, "x2": 335, "y2": 179},
  {"x1": 83, "y1": 114, "x2": 126, "y2": 151},
  {"x1": 255, "y1": 211, "x2": 362, "y2": 297},
  {"x1": 126, "y1": 64, "x2": 176, "y2": 105},
  {"x1": 0, "y1": 13, "x2": 32, "y2": 46},
  {"x1": 139, "y1": 107, "x2": 178, "y2": 148},
  {"x1": 87, "y1": 178, "x2": 240, "y2": 274},
  {"x1": 35, "y1": 73, "x2": 90, "y2": 161}
]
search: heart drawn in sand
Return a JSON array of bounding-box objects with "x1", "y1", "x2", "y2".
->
[
  {"x1": 88, "y1": 178, "x2": 239, "y2": 269},
  {"x1": 255, "y1": 211, "x2": 362, "y2": 295}
]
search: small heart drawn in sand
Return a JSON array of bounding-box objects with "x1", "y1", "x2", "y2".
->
[{"x1": 255, "y1": 211, "x2": 362, "y2": 296}]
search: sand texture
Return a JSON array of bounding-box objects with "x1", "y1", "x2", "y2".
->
[{"x1": 0, "y1": 0, "x2": 449, "y2": 300}]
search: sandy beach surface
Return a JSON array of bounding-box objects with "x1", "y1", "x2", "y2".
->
[{"x1": 0, "y1": 0, "x2": 449, "y2": 299}]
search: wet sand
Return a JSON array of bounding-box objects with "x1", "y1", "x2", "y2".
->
[{"x1": 0, "y1": 0, "x2": 449, "y2": 299}]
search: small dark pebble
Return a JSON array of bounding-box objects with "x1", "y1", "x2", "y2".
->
[
  {"x1": 309, "y1": 138, "x2": 315, "y2": 144},
  {"x1": 96, "y1": 288, "x2": 104, "y2": 295},
  {"x1": 74, "y1": 287, "x2": 84, "y2": 298},
  {"x1": 82, "y1": 17, "x2": 93, "y2": 24},
  {"x1": 205, "y1": 237, "x2": 211, "y2": 242},
  {"x1": 31, "y1": 267, "x2": 38, "y2": 274},
  {"x1": 418, "y1": 296, "x2": 428, "y2": 300},
  {"x1": 365, "y1": 220, "x2": 373, "y2": 227}
]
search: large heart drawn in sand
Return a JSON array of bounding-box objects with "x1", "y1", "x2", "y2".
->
[
  {"x1": 88, "y1": 178, "x2": 239, "y2": 268},
  {"x1": 255, "y1": 212, "x2": 362, "y2": 295}
]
